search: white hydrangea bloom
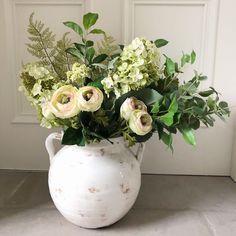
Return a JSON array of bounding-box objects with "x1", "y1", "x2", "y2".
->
[
  {"x1": 102, "y1": 37, "x2": 160, "y2": 97},
  {"x1": 26, "y1": 63, "x2": 50, "y2": 80}
]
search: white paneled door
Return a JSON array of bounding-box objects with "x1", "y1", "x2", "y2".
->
[{"x1": 0, "y1": 0, "x2": 236, "y2": 176}]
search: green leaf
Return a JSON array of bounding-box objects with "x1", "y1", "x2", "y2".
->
[
  {"x1": 193, "y1": 106, "x2": 204, "y2": 115},
  {"x1": 179, "y1": 128, "x2": 196, "y2": 146},
  {"x1": 151, "y1": 101, "x2": 160, "y2": 113},
  {"x1": 168, "y1": 96, "x2": 178, "y2": 113},
  {"x1": 89, "y1": 28, "x2": 105, "y2": 35},
  {"x1": 86, "y1": 47, "x2": 95, "y2": 63},
  {"x1": 159, "y1": 112, "x2": 174, "y2": 126},
  {"x1": 74, "y1": 43, "x2": 85, "y2": 55},
  {"x1": 87, "y1": 76, "x2": 104, "y2": 89},
  {"x1": 207, "y1": 97, "x2": 216, "y2": 110},
  {"x1": 160, "y1": 132, "x2": 173, "y2": 150},
  {"x1": 62, "y1": 127, "x2": 85, "y2": 146},
  {"x1": 158, "y1": 97, "x2": 178, "y2": 126},
  {"x1": 199, "y1": 90, "x2": 214, "y2": 97},
  {"x1": 199, "y1": 75, "x2": 208, "y2": 81},
  {"x1": 119, "y1": 44, "x2": 124, "y2": 50},
  {"x1": 154, "y1": 39, "x2": 169, "y2": 48},
  {"x1": 84, "y1": 128, "x2": 109, "y2": 142},
  {"x1": 65, "y1": 47, "x2": 83, "y2": 60},
  {"x1": 86, "y1": 40, "x2": 94, "y2": 47},
  {"x1": 63, "y1": 21, "x2": 83, "y2": 37},
  {"x1": 189, "y1": 118, "x2": 200, "y2": 130},
  {"x1": 136, "y1": 88, "x2": 163, "y2": 106},
  {"x1": 204, "y1": 116, "x2": 214, "y2": 127},
  {"x1": 165, "y1": 56, "x2": 175, "y2": 76},
  {"x1": 135, "y1": 132, "x2": 153, "y2": 143},
  {"x1": 83, "y1": 12, "x2": 98, "y2": 30},
  {"x1": 181, "y1": 53, "x2": 190, "y2": 67},
  {"x1": 191, "y1": 50, "x2": 196, "y2": 64},
  {"x1": 92, "y1": 54, "x2": 108, "y2": 63},
  {"x1": 219, "y1": 101, "x2": 228, "y2": 109}
]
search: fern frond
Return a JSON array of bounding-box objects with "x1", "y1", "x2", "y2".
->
[
  {"x1": 97, "y1": 35, "x2": 120, "y2": 57},
  {"x1": 52, "y1": 32, "x2": 76, "y2": 79},
  {"x1": 27, "y1": 13, "x2": 60, "y2": 76}
]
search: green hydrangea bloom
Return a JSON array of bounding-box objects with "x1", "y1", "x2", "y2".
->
[
  {"x1": 19, "y1": 63, "x2": 56, "y2": 100},
  {"x1": 66, "y1": 62, "x2": 90, "y2": 86},
  {"x1": 19, "y1": 63, "x2": 69, "y2": 128},
  {"x1": 102, "y1": 37, "x2": 160, "y2": 97}
]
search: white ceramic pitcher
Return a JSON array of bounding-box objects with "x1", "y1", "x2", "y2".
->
[{"x1": 45, "y1": 132, "x2": 145, "y2": 228}]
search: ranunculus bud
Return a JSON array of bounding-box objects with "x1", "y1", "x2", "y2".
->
[
  {"x1": 120, "y1": 97, "x2": 147, "y2": 120},
  {"x1": 77, "y1": 86, "x2": 103, "y2": 112},
  {"x1": 50, "y1": 85, "x2": 80, "y2": 119},
  {"x1": 41, "y1": 102, "x2": 54, "y2": 119},
  {"x1": 129, "y1": 110, "x2": 152, "y2": 136}
]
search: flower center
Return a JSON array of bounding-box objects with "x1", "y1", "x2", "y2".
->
[
  {"x1": 140, "y1": 115, "x2": 149, "y2": 126},
  {"x1": 83, "y1": 90, "x2": 93, "y2": 101},
  {"x1": 58, "y1": 94, "x2": 70, "y2": 104},
  {"x1": 136, "y1": 104, "x2": 143, "y2": 110}
]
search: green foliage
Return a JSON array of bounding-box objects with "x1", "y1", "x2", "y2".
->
[
  {"x1": 179, "y1": 128, "x2": 196, "y2": 146},
  {"x1": 93, "y1": 54, "x2": 108, "y2": 63},
  {"x1": 85, "y1": 47, "x2": 95, "y2": 63},
  {"x1": 157, "y1": 97, "x2": 178, "y2": 126},
  {"x1": 160, "y1": 131, "x2": 173, "y2": 151},
  {"x1": 122, "y1": 129, "x2": 136, "y2": 146},
  {"x1": 53, "y1": 33, "x2": 75, "y2": 78},
  {"x1": 89, "y1": 28, "x2": 105, "y2": 35},
  {"x1": 27, "y1": 13, "x2": 75, "y2": 79},
  {"x1": 93, "y1": 109, "x2": 109, "y2": 127},
  {"x1": 151, "y1": 101, "x2": 160, "y2": 113},
  {"x1": 21, "y1": 12, "x2": 230, "y2": 151},
  {"x1": 191, "y1": 50, "x2": 196, "y2": 64},
  {"x1": 65, "y1": 47, "x2": 83, "y2": 60},
  {"x1": 63, "y1": 21, "x2": 83, "y2": 37},
  {"x1": 154, "y1": 39, "x2": 169, "y2": 48},
  {"x1": 20, "y1": 71, "x2": 36, "y2": 93},
  {"x1": 83, "y1": 13, "x2": 98, "y2": 30},
  {"x1": 27, "y1": 13, "x2": 56, "y2": 69},
  {"x1": 87, "y1": 76, "x2": 104, "y2": 89},
  {"x1": 97, "y1": 35, "x2": 120, "y2": 57},
  {"x1": 62, "y1": 127, "x2": 85, "y2": 145},
  {"x1": 164, "y1": 56, "x2": 175, "y2": 76},
  {"x1": 181, "y1": 50, "x2": 196, "y2": 67}
]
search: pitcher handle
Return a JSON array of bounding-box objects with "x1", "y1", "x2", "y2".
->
[
  {"x1": 125, "y1": 143, "x2": 146, "y2": 164},
  {"x1": 45, "y1": 132, "x2": 62, "y2": 163}
]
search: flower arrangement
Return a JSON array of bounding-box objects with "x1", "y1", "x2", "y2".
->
[{"x1": 20, "y1": 12, "x2": 229, "y2": 149}]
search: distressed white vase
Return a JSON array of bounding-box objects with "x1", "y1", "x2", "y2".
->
[{"x1": 45, "y1": 132, "x2": 144, "y2": 228}]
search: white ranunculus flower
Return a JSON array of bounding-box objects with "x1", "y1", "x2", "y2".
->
[
  {"x1": 77, "y1": 86, "x2": 103, "y2": 112},
  {"x1": 120, "y1": 97, "x2": 147, "y2": 121},
  {"x1": 50, "y1": 85, "x2": 80, "y2": 119},
  {"x1": 129, "y1": 110, "x2": 152, "y2": 136}
]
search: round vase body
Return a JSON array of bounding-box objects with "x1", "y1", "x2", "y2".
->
[{"x1": 48, "y1": 138, "x2": 141, "y2": 228}]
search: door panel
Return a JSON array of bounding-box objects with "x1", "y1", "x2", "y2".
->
[{"x1": 0, "y1": 0, "x2": 235, "y2": 175}]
